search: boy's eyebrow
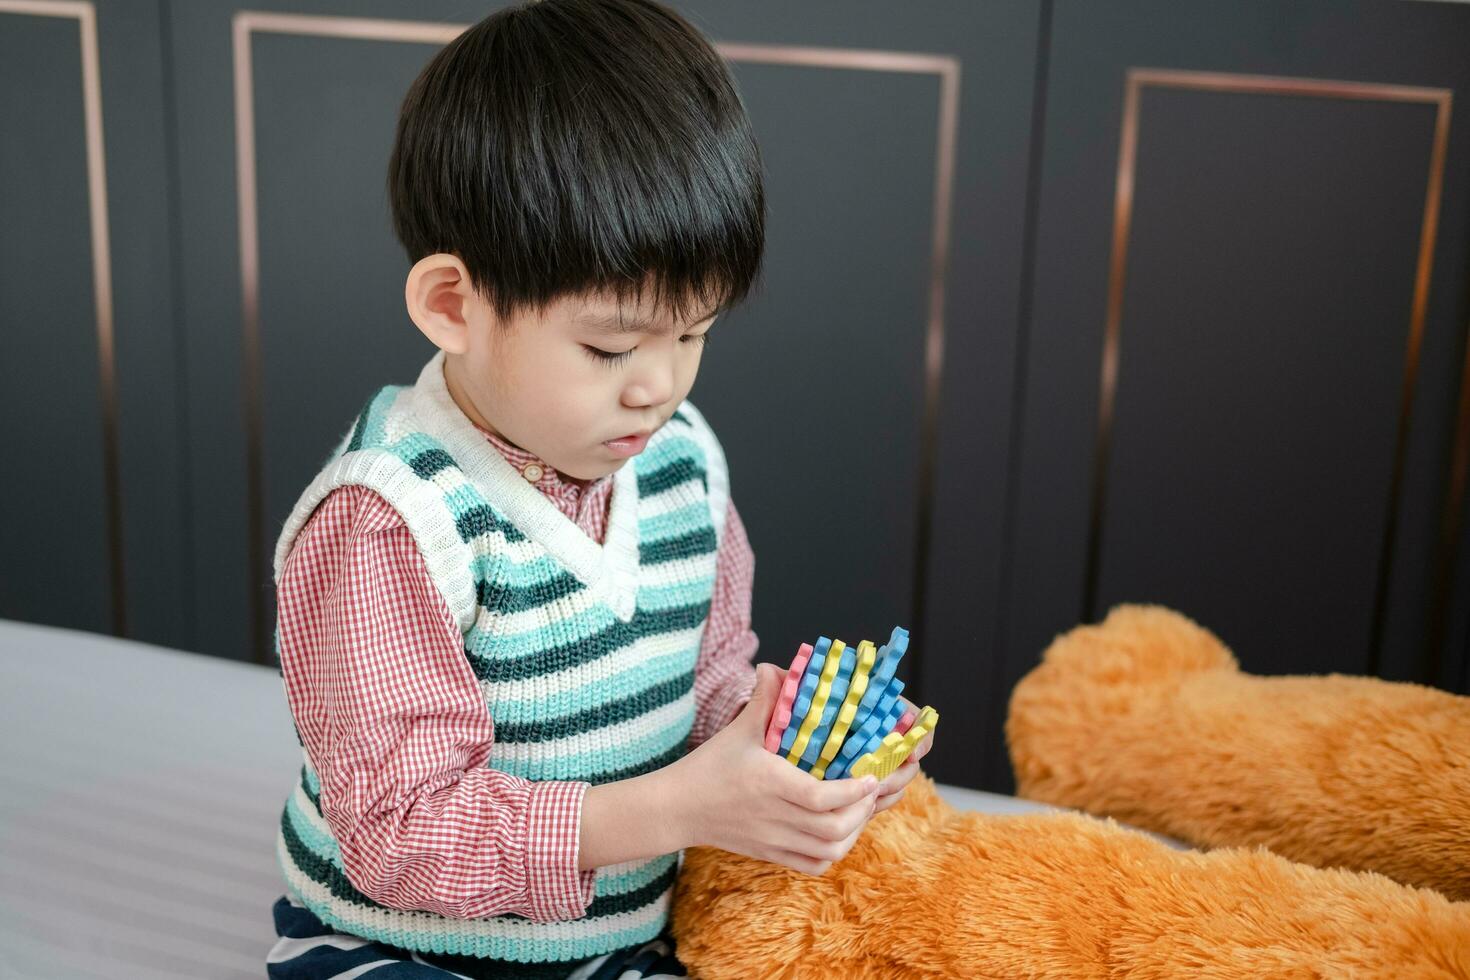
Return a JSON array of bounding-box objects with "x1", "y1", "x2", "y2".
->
[
  {"x1": 576, "y1": 313, "x2": 671, "y2": 336},
  {"x1": 574, "y1": 309, "x2": 719, "y2": 336}
]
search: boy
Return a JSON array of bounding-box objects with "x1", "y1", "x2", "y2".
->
[{"x1": 265, "y1": 2, "x2": 930, "y2": 977}]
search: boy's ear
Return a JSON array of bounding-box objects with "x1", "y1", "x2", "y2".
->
[{"x1": 404, "y1": 253, "x2": 484, "y2": 355}]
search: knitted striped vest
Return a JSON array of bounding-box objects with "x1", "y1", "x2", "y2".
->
[{"x1": 270, "y1": 350, "x2": 726, "y2": 972}]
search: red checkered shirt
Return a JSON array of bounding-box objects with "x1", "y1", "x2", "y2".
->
[{"x1": 275, "y1": 421, "x2": 759, "y2": 922}]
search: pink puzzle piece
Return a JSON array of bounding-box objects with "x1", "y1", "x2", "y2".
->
[{"x1": 765, "y1": 642, "x2": 814, "y2": 753}]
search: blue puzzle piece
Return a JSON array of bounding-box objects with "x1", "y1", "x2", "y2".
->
[
  {"x1": 830, "y1": 653, "x2": 906, "y2": 772},
  {"x1": 779, "y1": 636, "x2": 832, "y2": 755},
  {"x1": 796, "y1": 641, "x2": 859, "y2": 770},
  {"x1": 829, "y1": 679, "x2": 904, "y2": 778},
  {"x1": 826, "y1": 677, "x2": 904, "y2": 780},
  {"x1": 842, "y1": 627, "x2": 908, "y2": 743},
  {"x1": 826, "y1": 695, "x2": 906, "y2": 780}
]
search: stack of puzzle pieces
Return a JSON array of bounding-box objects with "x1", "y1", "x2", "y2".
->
[{"x1": 763, "y1": 626, "x2": 939, "y2": 781}]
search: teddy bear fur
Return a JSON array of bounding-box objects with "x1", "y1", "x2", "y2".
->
[
  {"x1": 672, "y1": 769, "x2": 1470, "y2": 978},
  {"x1": 670, "y1": 601, "x2": 1470, "y2": 977},
  {"x1": 1006, "y1": 603, "x2": 1470, "y2": 899}
]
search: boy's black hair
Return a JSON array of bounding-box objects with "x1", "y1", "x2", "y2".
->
[{"x1": 387, "y1": 0, "x2": 765, "y2": 327}]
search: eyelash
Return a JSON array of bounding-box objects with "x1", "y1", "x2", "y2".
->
[{"x1": 583, "y1": 333, "x2": 710, "y2": 367}]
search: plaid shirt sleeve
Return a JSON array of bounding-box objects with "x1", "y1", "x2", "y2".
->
[
  {"x1": 275, "y1": 484, "x2": 597, "y2": 922},
  {"x1": 687, "y1": 498, "x2": 761, "y2": 751}
]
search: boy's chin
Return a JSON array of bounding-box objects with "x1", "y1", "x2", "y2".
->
[{"x1": 558, "y1": 456, "x2": 626, "y2": 483}]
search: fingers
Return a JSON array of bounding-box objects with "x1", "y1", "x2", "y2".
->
[
  {"x1": 914, "y1": 731, "x2": 934, "y2": 762},
  {"x1": 876, "y1": 753, "x2": 920, "y2": 798},
  {"x1": 738, "y1": 663, "x2": 781, "y2": 728},
  {"x1": 775, "y1": 803, "x2": 871, "y2": 872},
  {"x1": 872, "y1": 786, "x2": 906, "y2": 813},
  {"x1": 869, "y1": 749, "x2": 924, "y2": 813},
  {"x1": 786, "y1": 787, "x2": 875, "y2": 841},
  {"x1": 765, "y1": 847, "x2": 836, "y2": 877},
  {"x1": 776, "y1": 764, "x2": 878, "y2": 811}
]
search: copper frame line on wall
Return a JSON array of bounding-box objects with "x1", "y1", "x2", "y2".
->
[
  {"x1": 1086, "y1": 67, "x2": 1457, "y2": 681},
  {"x1": 1, "y1": 0, "x2": 124, "y2": 637},
  {"x1": 233, "y1": 12, "x2": 960, "y2": 676}
]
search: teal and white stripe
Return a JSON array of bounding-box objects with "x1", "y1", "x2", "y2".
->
[{"x1": 271, "y1": 350, "x2": 724, "y2": 969}]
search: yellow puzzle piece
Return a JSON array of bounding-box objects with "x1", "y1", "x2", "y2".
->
[
  {"x1": 810, "y1": 640, "x2": 877, "y2": 779},
  {"x1": 849, "y1": 706, "x2": 939, "y2": 781},
  {"x1": 786, "y1": 640, "x2": 846, "y2": 764}
]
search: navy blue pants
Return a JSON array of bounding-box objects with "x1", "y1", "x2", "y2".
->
[{"x1": 266, "y1": 894, "x2": 690, "y2": 980}]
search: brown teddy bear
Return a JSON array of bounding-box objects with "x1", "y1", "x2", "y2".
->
[
  {"x1": 670, "y1": 604, "x2": 1470, "y2": 978},
  {"x1": 1007, "y1": 603, "x2": 1469, "y2": 900}
]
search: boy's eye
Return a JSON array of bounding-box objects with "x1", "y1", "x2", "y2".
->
[
  {"x1": 583, "y1": 345, "x2": 635, "y2": 367},
  {"x1": 582, "y1": 333, "x2": 709, "y2": 367}
]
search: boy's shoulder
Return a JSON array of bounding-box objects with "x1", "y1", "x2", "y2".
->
[
  {"x1": 339, "y1": 381, "x2": 416, "y2": 455},
  {"x1": 271, "y1": 380, "x2": 438, "y2": 586},
  {"x1": 278, "y1": 483, "x2": 411, "y2": 586}
]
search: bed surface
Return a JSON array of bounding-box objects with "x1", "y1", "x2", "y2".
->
[{"x1": 0, "y1": 618, "x2": 1172, "y2": 979}]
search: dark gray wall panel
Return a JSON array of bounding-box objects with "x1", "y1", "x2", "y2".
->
[
  {"x1": 254, "y1": 31, "x2": 445, "y2": 648},
  {"x1": 998, "y1": 0, "x2": 1470, "y2": 791},
  {"x1": 0, "y1": 12, "x2": 110, "y2": 633},
  {"x1": 686, "y1": 61, "x2": 936, "y2": 678},
  {"x1": 0, "y1": 1, "x2": 189, "y2": 649},
  {"x1": 106, "y1": 0, "x2": 193, "y2": 651},
  {"x1": 1452, "y1": 432, "x2": 1470, "y2": 693},
  {"x1": 1097, "y1": 88, "x2": 1431, "y2": 676}
]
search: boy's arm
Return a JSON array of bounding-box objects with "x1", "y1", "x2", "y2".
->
[
  {"x1": 686, "y1": 498, "x2": 760, "y2": 751},
  {"x1": 276, "y1": 485, "x2": 596, "y2": 923}
]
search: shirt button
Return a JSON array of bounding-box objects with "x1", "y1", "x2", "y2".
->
[{"x1": 521, "y1": 463, "x2": 544, "y2": 483}]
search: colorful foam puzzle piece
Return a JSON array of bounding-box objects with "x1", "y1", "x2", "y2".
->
[
  {"x1": 826, "y1": 696, "x2": 904, "y2": 781},
  {"x1": 890, "y1": 705, "x2": 938, "y2": 770},
  {"x1": 835, "y1": 677, "x2": 904, "y2": 766},
  {"x1": 764, "y1": 625, "x2": 931, "y2": 783},
  {"x1": 779, "y1": 637, "x2": 832, "y2": 756},
  {"x1": 765, "y1": 642, "x2": 813, "y2": 753},
  {"x1": 843, "y1": 627, "x2": 908, "y2": 740},
  {"x1": 809, "y1": 640, "x2": 878, "y2": 779},
  {"x1": 826, "y1": 693, "x2": 905, "y2": 780},
  {"x1": 796, "y1": 640, "x2": 863, "y2": 771},
  {"x1": 786, "y1": 640, "x2": 848, "y2": 763},
  {"x1": 809, "y1": 638, "x2": 877, "y2": 775},
  {"x1": 849, "y1": 732, "x2": 905, "y2": 781},
  {"x1": 849, "y1": 706, "x2": 938, "y2": 781}
]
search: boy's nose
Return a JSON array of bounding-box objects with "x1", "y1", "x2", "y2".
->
[{"x1": 624, "y1": 362, "x2": 677, "y2": 408}]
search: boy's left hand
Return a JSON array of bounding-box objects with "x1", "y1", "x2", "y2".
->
[{"x1": 871, "y1": 695, "x2": 934, "y2": 814}]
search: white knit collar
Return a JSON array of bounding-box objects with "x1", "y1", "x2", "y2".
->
[{"x1": 407, "y1": 350, "x2": 641, "y2": 622}]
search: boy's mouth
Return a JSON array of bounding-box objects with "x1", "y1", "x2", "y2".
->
[{"x1": 603, "y1": 431, "x2": 652, "y2": 457}]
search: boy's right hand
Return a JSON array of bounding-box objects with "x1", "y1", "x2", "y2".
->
[{"x1": 664, "y1": 662, "x2": 881, "y2": 876}]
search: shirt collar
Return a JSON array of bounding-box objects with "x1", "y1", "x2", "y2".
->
[{"x1": 469, "y1": 419, "x2": 611, "y2": 501}]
